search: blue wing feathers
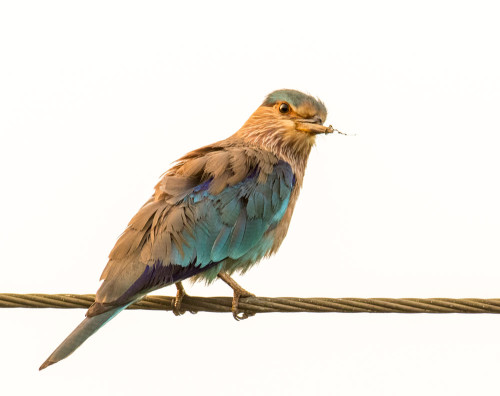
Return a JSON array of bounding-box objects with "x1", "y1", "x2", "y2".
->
[
  {"x1": 211, "y1": 226, "x2": 232, "y2": 261},
  {"x1": 220, "y1": 199, "x2": 240, "y2": 224},
  {"x1": 184, "y1": 159, "x2": 294, "y2": 265},
  {"x1": 228, "y1": 209, "x2": 247, "y2": 257}
]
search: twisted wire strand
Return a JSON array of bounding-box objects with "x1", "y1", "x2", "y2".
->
[{"x1": 2, "y1": 293, "x2": 500, "y2": 314}]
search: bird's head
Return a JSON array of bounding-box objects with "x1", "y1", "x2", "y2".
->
[
  {"x1": 262, "y1": 89, "x2": 329, "y2": 135},
  {"x1": 235, "y1": 89, "x2": 332, "y2": 166}
]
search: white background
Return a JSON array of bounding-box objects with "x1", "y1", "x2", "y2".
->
[{"x1": 1, "y1": 1, "x2": 500, "y2": 395}]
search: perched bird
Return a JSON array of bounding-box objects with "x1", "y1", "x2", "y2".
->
[{"x1": 40, "y1": 89, "x2": 334, "y2": 370}]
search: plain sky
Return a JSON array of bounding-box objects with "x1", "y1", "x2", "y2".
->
[{"x1": 1, "y1": 1, "x2": 500, "y2": 395}]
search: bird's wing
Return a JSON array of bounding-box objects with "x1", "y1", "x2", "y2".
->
[{"x1": 90, "y1": 150, "x2": 294, "y2": 315}]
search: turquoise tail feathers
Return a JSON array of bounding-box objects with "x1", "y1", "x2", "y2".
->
[{"x1": 39, "y1": 305, "x2": 126, "y2": 370}]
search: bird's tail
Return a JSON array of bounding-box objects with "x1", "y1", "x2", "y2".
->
[{"x1": 39, "y1": 305, "x2": 126, "y2": 370}]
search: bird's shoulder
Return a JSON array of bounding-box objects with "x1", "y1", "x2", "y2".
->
[{"x1": 154, "y1": 142, "x2": 281, "y2": 202}]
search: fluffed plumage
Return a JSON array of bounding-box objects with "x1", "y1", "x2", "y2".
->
[{"x1": 40, "y1": 89, "x2": 333, "y2": 370}]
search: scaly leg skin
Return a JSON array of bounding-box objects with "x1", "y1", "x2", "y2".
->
[
  {"x1": 217, "y1": 272, "x2": 256, "y2": 321},
  {"x1": 172, "y1": 282, "x2": 198, "y2": 316},
  {"x1": 172, "y1": 282, "x2": 187, "y2": 316}
]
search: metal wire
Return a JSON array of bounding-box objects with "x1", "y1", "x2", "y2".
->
[{"x1": 2, "y1": 293, "x2": 500, "y2": 314}]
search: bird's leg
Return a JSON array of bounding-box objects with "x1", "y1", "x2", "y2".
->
[
  {"x1": 172, "y1": 282, "x2": 198, "y2": 316},
  {"x1": 217, "y1": 272, "x2": 256, "y2": 321},
  {"x1": 172, "y1": 282, "x2": 187, "y2": 316}
]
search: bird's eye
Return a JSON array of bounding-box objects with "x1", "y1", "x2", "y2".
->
[{"x1": 279, "y1": 103, "x2": 290, "y2": 114}]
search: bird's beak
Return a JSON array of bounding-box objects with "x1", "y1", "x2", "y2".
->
[{"x1": 295, "y1": 116, "x2": 334, "y2": 135}]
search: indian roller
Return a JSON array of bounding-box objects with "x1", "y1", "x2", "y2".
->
[{"x1": 39, "y1": 89, "x2": 334, "y2": 370}]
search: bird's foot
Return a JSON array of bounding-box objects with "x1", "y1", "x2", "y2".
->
[
  {"x1": 172, "y1": 282, "x2": 186, "y2": 315},
  {"x1": 172, "y1": 282, "x2": 197, "y2": 316},
  {"x1": 217, "y1": 272, "x2": 256, "y2": 321},
  {"x1": 231, "y1": 289, "x2": 256, "y2": 321}
]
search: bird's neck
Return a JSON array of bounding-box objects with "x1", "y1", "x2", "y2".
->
[{"x1": 232, "y1": 110, "x2": 316, "y2": 179}]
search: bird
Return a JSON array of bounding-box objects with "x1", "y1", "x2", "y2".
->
[{"x1": 39, "y1": 89, "x2": 334, "y2": 370}]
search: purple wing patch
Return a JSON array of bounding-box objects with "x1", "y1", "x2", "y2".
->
[{"x1": 115, "y1": 259, "x2": 220, "y2": 305}]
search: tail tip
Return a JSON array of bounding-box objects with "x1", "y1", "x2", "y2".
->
[{"x1": 39, "y1": 359, "x2": 55, "y2": 371}]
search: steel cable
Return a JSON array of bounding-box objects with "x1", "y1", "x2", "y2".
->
[{"x1": 2, "y1": 293, "x2": 500, "y2": 314}]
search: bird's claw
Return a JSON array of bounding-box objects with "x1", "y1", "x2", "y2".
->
[
  {"x1": 231, "y1": 290, "x2": 256, "y2": 321},
  {"x1": 172, "y1": 287, "x2": 186, "y2": 316},
  {"x1": 217, "y1": 272, "x2": 256, "y2": 321}
]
